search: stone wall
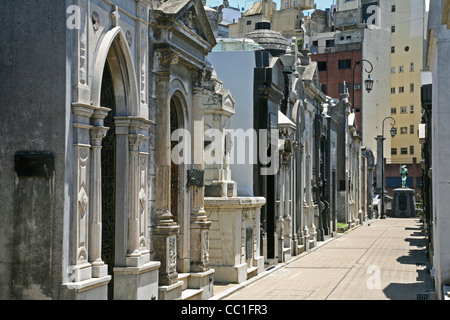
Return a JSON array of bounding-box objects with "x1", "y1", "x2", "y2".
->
[{"x1": 0, "y1": 0, "x2": 68, "y2": 299}]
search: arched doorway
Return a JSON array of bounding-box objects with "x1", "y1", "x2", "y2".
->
[
  {"x1": 100, "y1": 60, "x2": 116, "y2": 300},
  {"x1": 169, "y1": 92, "x2": 189, "y2": 272}
]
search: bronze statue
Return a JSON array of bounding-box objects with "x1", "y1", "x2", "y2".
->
[{"x1": 400, "y1": 165, "x2": 408, "y2": 188}]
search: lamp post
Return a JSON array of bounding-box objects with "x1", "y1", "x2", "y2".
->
[
  {"x1": 352, "y1": 59, "x2": 374, "y2": 112},
  {"x1": 377, "y1": 117, "x2": 397, "y2": 219}
]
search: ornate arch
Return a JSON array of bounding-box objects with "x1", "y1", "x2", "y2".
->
[{"x1": 91, "y1": 27, "x2": 139, "y2": 117}]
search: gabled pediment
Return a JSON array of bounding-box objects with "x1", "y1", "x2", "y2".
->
[{"x1": 153, "y1": 0, "x2": 216, "y2": 49}]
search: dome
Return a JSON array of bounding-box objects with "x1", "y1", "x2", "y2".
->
[{"x1": 243, "y1": 21, "x2": 289, "y2": 57}]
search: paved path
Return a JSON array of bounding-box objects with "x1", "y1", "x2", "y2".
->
[{"x1": 212, "y1": 217, "x2": 434, "y2": 300}]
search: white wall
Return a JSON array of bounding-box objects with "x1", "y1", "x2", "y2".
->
[
  {"x1": 208, "y1": 50, "x2": 257, "y2": 196},
  {"x1": 361, "y1": 27, "x2": 391, "y2": 158}
]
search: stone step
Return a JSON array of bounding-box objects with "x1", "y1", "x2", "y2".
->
[
  {"x1": 181, "y1": 288, "x2": 204, "y2": 300},
  {"x1": 178, "y1": 273, "x2": 190, "y2": 291},
  {"x1": 246, "y1": 266, "x2": 258, "y2": 280}
]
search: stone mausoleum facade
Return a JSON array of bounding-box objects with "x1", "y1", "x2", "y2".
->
[{"x1": 0, "y1": 0, "x2": 219, "y2": 300}]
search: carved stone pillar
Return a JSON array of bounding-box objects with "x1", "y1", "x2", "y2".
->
[
  {"x1": 190, "y1": 69, "x2": 211, "y2": 273},
  {"x1": 127, "y1": 134, "x2": 145, "y2": 265},
  {"x1": 71, "y1": 103, "x2": 95, "y2": 282},
  {"x1": 153, "y1": 46, "x2": 180, "y2": 287},
  {"x1": 89, "y1": 124, "x2": 109, "y2": 278},
  {"x1": 154, "y1": 47, "x2": 178, "y2": 226}
]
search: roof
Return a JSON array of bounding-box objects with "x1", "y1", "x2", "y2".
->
[
  {"x1": 243, "y1": 22, "x2": 289, "y2": 57},
  {"x1": 278, "y1": 110, "x2": 296, "y2": 128},
  {"x1": 243, "y1": 1, "x2": 262, "y2": 16},
  {"x1": 157, "y1": 0, "x2": 190, "y2": 14}
]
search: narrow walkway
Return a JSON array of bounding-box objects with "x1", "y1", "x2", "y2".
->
[{"x1": 211, "y1": 218, "x2": 434, "y2": 300}]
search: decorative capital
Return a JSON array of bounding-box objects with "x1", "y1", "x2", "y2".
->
[
  {"x1": 128, "y1": 134, "x2": 144, "y2": 152},
  {"x1": 155, "y1": 48, "x2": 179, "y2": 74},
  {"x1": 192, "y1": 68, "x2": 205, "y2": 90},
  {"x1": 90, "y1": 126, "x2": 109, "y2": 147}
]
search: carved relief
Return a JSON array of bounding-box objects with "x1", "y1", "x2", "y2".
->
[
  {"x1": 90, "y1": 127, "x2": 108, "y2": 147},
  {"x1": 192, "y1": 68, "x2": 205, "y2": 89},
  {"x1": 139, "y1": 156, "x2": 147, "y2": 249},
  {"x1": 128, "y1": 134, "x2": 143, "y2": 152},
  {"x1": 155, "y1": 48, "x2": 179, "y2": 74},
  {"x1": 182, "y1": 10, "x2": 195, "y2": 30},
  {"x1": 203, "y1": 231, "x2": 210, "y2": 265},
  {"x1": 126, "y1": 30, "x2": 132, "y2": 47},
  {"x1": 77, "y1": 147, "x2": 89, "y2": 263},
  {"x1": 92, "y1": 11, "x2": 100, "y2": 31},
  {"x1": 140, "y1": 27, "x2": 146, "y2": 104},
  {"x1": 168, "y1": 236, "x2": 177, "y2": 271},
  {"x1": 79, "y1": 0, "x2": 87, "y2": 85}
]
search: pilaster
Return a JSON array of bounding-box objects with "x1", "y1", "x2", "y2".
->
[
  {"x1": 153, "y1": 46, "x2": 180, "y2": 288},
  {"x1": 71, "y1": 102, "x2": 95, "y2": 282},
  {"x1": 190, "y1": 68, "x2": 212, "y2": 274}
]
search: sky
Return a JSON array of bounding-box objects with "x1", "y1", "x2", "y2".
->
[{"x1": 206, "y1": 0, "x2": 336, "y2": 12}]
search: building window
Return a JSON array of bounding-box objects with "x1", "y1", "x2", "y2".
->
[
  {"x1": 400, "y1": 106, "x2": 407, "y2": 114},
  {"x1": 399, "y1": 86, "x2": 404, "y2": 93},
  {"x1": 338, "y1": 59, "x2": 352, "y2": 69},
  {"x1": 326, "y1": 39, "x2": 335, "y2": 47},
  {"x1": 318, "y1": 61, "x2": 327, "y2": 71},
  {"x1": 391, "y1": 107, "x2": 397, "y2": 114},
  {"x1": 410, "y1": 145, "x2": 415, "y2": 155},
  {"x1": 391, "y1": 46, "x2": 395, "y2": 53},
  {"x1": 410, "y1": 83, "x2": 415, "y2": 92},
  {"x1": 387, "y1": 177, "x2": 413, "y2": 188},
  {"x1": 400, "y1": 127, "x2": 408, "y2": 134},
  {"x1": 410, "y1": 125, "x2": 415, "y2": 134},
  {"x1": 285, "y1": 2, "x2": 289, "y2": 8},
  {"x1": 417, "y1": 177, "x2": 423, "y2": 188},
  {"x1": 391, "y1": 87, "x2": 396, "y2": 94},
  {"x1": 246, "y1": 20, "x2": 252, "y2": 25},
  {"x1": 392, "y1": 5, "x2": 396, "y2": 12},
  {"x1": 399, "y1": 65, "x2": 404, "y2": 73},
  {"x1": 391, "y1": 25, "x2": 396, "y2": 33},
  {"x1": 410, "y1": 63, "x2": 414, "y2": 71},
  {"x1": 391, "y1": 148, "x2": 397, "y2": 155},
  {"x1": 410, "y1": 105, "x2": 414, "y2": 113},
  {"x1": 391, "y1": 67, "x2": 396, "y2": 74},
  {"x1": 321, "y1": 84, "x2": 327, "y2": 95},
  {"x1": 401, "y1": 148, "x2": 408, "y2": 155}
]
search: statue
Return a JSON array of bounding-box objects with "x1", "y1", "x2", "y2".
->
[{"x1": 400, "y1": 165, "x2": 408, "y2": 188}]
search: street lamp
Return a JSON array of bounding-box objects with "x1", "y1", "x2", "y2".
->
[
  {"x1": 352, "y1": 59, "x2": 374, "y2": 111},
  {"x1": 379, "y1": 117, "x2": 396, "y2": 219}
]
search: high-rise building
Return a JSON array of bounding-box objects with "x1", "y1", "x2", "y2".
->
[{"x1": 385, "y1": 0, "x2": 425, "y2": 198}]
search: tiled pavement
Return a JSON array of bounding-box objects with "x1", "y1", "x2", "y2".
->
[{"x1": 210, "y1": 217, "x2": 435, "y2": 300}]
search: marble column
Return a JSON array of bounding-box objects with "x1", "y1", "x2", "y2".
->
[
  {"x1": 190, "y1": 68, "x2": 211, "y2": 273},
  {"x1": 153, "y1": 47, "x2": 180, "y2": 286},
  {"x1": 89, "y1": 123, "x2": 109, "y2": 278},
  {"x1": 127, "y1": 134, "x2": 145, "y2": 263}
]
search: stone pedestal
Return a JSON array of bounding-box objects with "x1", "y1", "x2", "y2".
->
[
  {"x1": 188, "y1": 269, "x2": 215, "y2": 300},
  {"x1": 113, "y1": 261, "x2": 160, "y2": 300},
  {"x1": 204, "y1": 197, "x2": 266, "y2": 284},
  {"x1": 391, "y1": 188, "x2": 416, "y2": 218}
]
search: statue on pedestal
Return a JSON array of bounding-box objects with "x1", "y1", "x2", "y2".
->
[{"x1": 400, "y1": 165, "x2": 408, "y2": 188}]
